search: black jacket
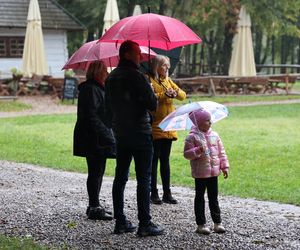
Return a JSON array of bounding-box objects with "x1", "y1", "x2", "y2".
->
[
  {"x1": 73, "y1": 79, "x2": 116, "y2": 158},
  {"x1": 105, "y1": 59, "x2": 157, "y2": 136}
]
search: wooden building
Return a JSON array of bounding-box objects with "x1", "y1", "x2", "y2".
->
[{"x1": 0, "y1": 0, "x2": 85, "y2": 77}]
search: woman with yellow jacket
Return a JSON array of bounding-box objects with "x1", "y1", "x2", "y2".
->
[{"x1": 149, "y1": 55, "x2": 186, "y2": 204}]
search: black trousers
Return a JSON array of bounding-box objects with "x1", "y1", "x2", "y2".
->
[
  {"x1": 86, "y1": 155, "x2": 107, "y2": 207},
  {"x1": 194, "y1": 176, "x2": 221, "y2": 225},
  {"x1": 151, "y1": 139, "x2": 172, "y2": 193},
  {"x1": 113, "y1": 133, "x2": 153, "y2": 226}
]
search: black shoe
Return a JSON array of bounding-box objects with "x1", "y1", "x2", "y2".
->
[
  {"x1": 113, "y1": 220, "x2": 137, "y2": 234},
  {"x1": 151, "y1": 190, "x2": 162, "y2": 205},
  {"x1": 87, "y1": 207, "x2": 113, "y2": 221},
  {"x1": 137, "y1": 222, "x2": 164, "y2": 237},
  {"x1": 86, "y1": 205, "x2": 112, "y2": 216},
  {"x1": 163, "y1": 191, "x2": 178, "y2": 204}
]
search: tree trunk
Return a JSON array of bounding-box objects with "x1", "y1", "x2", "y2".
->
[
  {"x1": 221, "y1": 26, "x2": 234, "y2": 75},
  {"x1": 191, "y1": 44, "x2": 198, "y2": 75},
  {"x1": 126, "y1": 1, "x2": 137, "y2": 16},
  {"x1": 298, "y1": 39, "x2": 300, "y2": 73}
]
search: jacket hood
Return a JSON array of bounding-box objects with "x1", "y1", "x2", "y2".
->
[{"x1": 189, "y1": 109, "x2": 211, "y2": 126}]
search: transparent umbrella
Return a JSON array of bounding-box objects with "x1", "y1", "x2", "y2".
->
[{"x1": 159, "y1": 101, "x2": 229, "y2": 131}]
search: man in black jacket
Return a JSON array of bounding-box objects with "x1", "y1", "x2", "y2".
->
[{"x1": 105, "y1": 40, "x2": 164, "y2": 237}]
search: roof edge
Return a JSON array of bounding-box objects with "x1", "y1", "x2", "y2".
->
[{"x1": 50, "y1": 0, "x2": 87, "y2": 30}]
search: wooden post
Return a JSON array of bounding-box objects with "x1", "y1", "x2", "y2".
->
[{"x1": 209, "y1": 77, "x2": 216, "y2": 96}]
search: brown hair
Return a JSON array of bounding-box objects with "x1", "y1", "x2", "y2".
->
[{"x1": 86, "y1": 60, "x2": 105, "y2": 80}]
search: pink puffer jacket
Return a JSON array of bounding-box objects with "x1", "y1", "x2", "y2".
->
[{"x1": 183, "y1": 127, "x2": 229, "y2": 178}]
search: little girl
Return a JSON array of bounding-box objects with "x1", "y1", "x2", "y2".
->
[{"x1": 183, "y1": 109, "x2": 229, "y2": 234}]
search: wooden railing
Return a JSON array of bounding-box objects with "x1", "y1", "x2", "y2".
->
[{"x1": 174, "y1": 74, "x2": 300, "y2": 96}]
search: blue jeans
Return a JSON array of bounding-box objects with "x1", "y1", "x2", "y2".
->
[{"x1": 112, "y1": 133, "x2": 153, "y2": 226}]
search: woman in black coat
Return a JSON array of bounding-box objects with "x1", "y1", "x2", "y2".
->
[{"x1": 73, "y1": 60, "x2": 115, "y2": 220}]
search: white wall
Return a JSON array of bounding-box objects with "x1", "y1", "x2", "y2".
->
[
  {"x1": 44, "y1": 30, "x2": 68, "y2": 77},
  {"x1": 0, "y1": 28, "x2": 68, "y2": 77}
]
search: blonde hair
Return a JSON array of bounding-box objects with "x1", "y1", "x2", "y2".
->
[
  {"x1": 150, "y1": 55, "x2": 170, "y2": 81},
  {"x1": 86, "y1": 60, "x2": 106, "y2": 80}
]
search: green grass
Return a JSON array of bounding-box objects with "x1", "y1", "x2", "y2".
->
[
  {"x1": 293, "y1": 80, "x2": 300, "y2": 91},
  {"x1": 0, "y1": 100, "x2": 31, "y2": 112},
  {"x1": 0, "y1": 235, "x2": 47, "y2": 250},
  {"x1": 0, "y1": 104, "x2": 299, "y2": 205},
  {"x1": 174, "y1": 94, "x2": 300, "y2": 105}
]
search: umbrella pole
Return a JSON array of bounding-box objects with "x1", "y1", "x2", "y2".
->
[
  {"x1": 148, "y1": 40, "x2": 151, "y2": 73},
  {"x1": 147, "y1": 6, "x2": 151, "y2": 82},
  {"x1": 109, "y1": 57, "x2": 112, "y2": 71}
]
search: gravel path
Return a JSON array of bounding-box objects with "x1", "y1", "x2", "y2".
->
[
  {"x1": 0, "y1": 160, "x2": 299, "y2": 249},
  {"x1": 0, "y1": 95, "x2": 300, "y2": 118},
  {"x1": 0, "y1": 97, "x2": 300, "y2": 249},
  {"x1": 0, "y1": 96, "x2": 76, "y2": 118}
]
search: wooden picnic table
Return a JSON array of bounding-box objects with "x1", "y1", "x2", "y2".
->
[
  {"x1": 48, "y1": 77, "x2": 64, "y2": 99},
  {"x1": 225, "y1": 79, "x2": 252, "y2": 94},
  {"x1": 0, "y1": 78, "x2": 12, "y2": 96},
  {"x1": 174, "y1": 77, "x2": 216, "y2": 96},
  {"x1": 265, "y1": 75, "x2": 297, "y2": 94},
  {"x1": 174, "y1": 74, "x2": 299, "y2": 96}
]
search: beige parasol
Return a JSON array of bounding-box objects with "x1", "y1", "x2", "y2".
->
[
  {"x1": 132, "y1": 5, "x2": 142, "y2": 16},
  {"x1": 102, "y1": 0, "x2": 120, "y2": 35},
  {"x1": 22, "y1": 0, "x2": 48, "y2": 77},
  {"x1": 228, "y1": 5, "x2": 256, "y2": 76}
]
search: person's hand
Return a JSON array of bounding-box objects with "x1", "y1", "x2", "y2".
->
[
  {"x1": 223, "y1": 170, "x2": 228, "y2": 179},
  {"x1": 195, "y1": 146, "x2": 204, "y2": 155},
  {"x1": 171, "y1": 89, "x2": 178, "y2": 97},
  {"x1": 165, "y1": 88, "x2": 177, "y2": 98}
]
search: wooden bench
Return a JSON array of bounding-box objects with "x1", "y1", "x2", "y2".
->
[
  {"x1": 211, "y1": 77, "x2": 229, "y2": 94},
  {"x1": 174, "y1": 77, "x2": 216, "y2": 95},
  {"x1": 48, "y1": 77, "x2": 64, "y2": 99},
  {"x1": 0, "y1": 78, "x2": 12, "y2": 96},
  {"x1": 265, "y1": 75, "x2": 297, "y2": 94},
  {"x1": 240, "y1": 77, "x2": 269, "y2": 94}
]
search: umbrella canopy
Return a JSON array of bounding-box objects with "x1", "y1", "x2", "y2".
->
[
  {"x1": 22, "y1": 0, "x2": 48, "y2": 77},
  {"x1": 228, "y1": 5, "x2": 256, "y2": 77},
  {"x1": 99, "y1": 13, "x2": 201, "y2": 50},
  {"x1": 62, "y1": 41, "x2": 157, "y2": 71},
  {"x1": 102, "y1": 0, "x2": 120, "y2": 35},
  {"x1": 159, "y1": 101, "x2": 229, "y2": 131}
]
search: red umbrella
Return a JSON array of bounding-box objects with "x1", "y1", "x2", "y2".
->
[
  {"x1": 98, "y1": 13, "x2": 201, "y2": 50},
  {"x1": 62, "y1": 41, "x2": 157, "y2": 71}
]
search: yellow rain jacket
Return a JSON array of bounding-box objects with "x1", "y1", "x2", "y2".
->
[{"x1": 150, "y1": 76, "x2": 186, "y2": 140}]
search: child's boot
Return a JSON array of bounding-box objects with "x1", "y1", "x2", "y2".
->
[
  {"x1": 196, "y1": 224, "x2": 211, "y2": 234},
  {"x1": 213, "y1": 223, "x2": 226, "y2": 233}
]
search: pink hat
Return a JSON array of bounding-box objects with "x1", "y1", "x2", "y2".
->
[{"x1": 189, "y1": 109, "x2": 211, "y2": 125}]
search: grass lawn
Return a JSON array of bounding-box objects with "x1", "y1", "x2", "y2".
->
[
  {"x1": 0, "y1": 235, "x2": 46, "y2": 250},
  {"x1": 174, "y1": 93, "x2": 300, "y2": 105},
  {"x1": 0, "y1": 103, "x2": 299, "y2": 206},
  {"x1": 0, "y1": 100, "x2": 31, "y2": 111}
]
